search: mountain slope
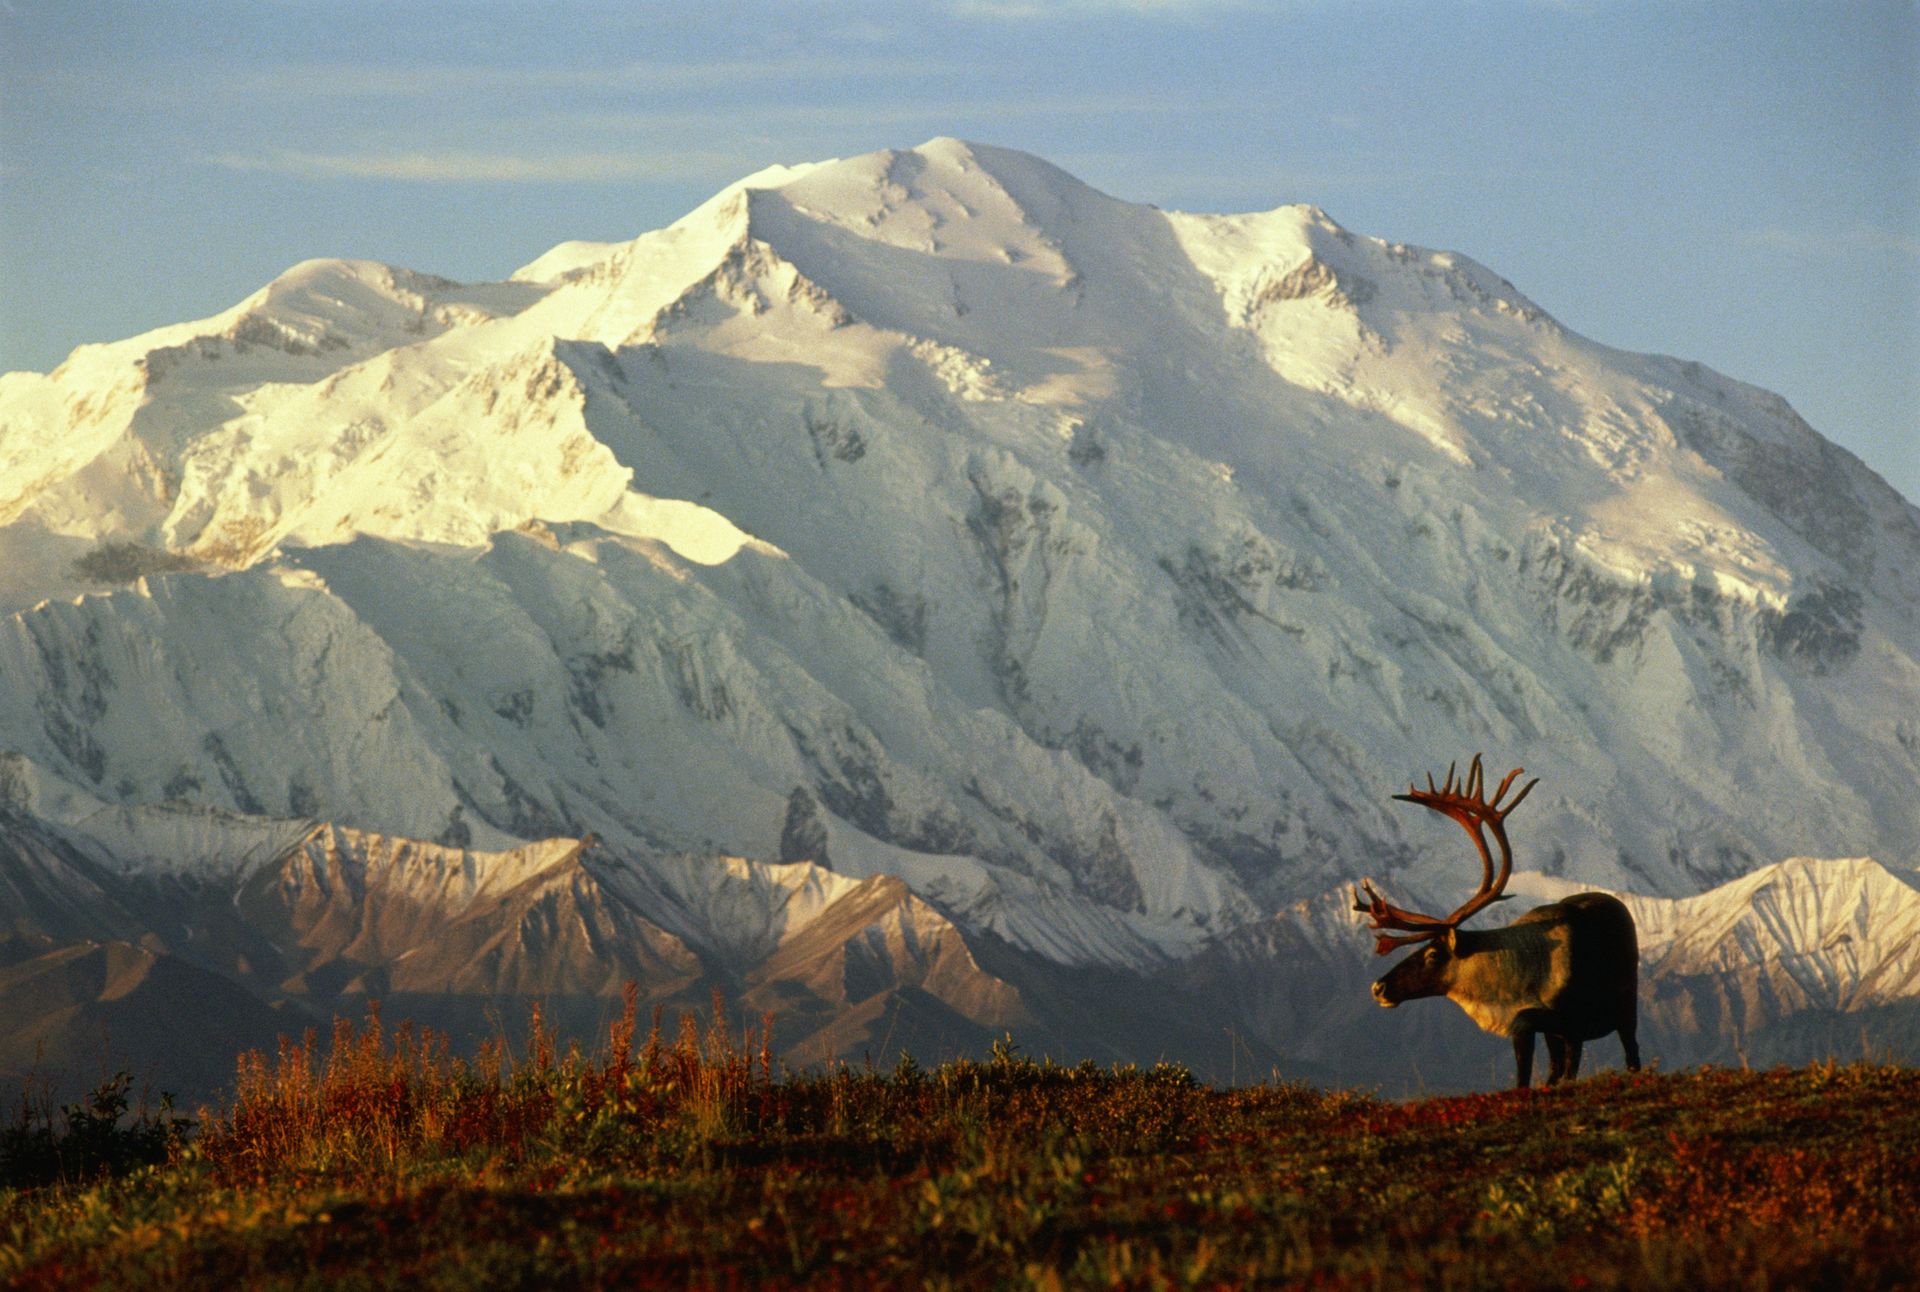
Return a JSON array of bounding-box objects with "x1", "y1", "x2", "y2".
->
[
  {"x1": 0, "y1": 140, "x2": 1915, "y2": 1083},
  {"x1": 0, "y1": 777, "x2": 1040, "y2": 1100},
  {"x1": 4, "y1": 775, "x2": 1911, "y2": 1098}
]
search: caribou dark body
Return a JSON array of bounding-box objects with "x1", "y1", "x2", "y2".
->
[
  {"x1": 1371, "y1": 891, "x2": 1641, "y2": 1087},
  {"x1": 1354, "y1": 757, "x2": 1643, "y2": 1089}
]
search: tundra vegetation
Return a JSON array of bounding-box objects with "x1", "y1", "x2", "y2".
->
[{"x1": 2, "y1": 993, "x2": 1914, "y2": 1290}]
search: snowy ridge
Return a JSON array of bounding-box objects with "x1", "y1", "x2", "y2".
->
[
  {"x1": 0, "y1": 779, "x2": 1038, "y2": 1095},
  {"x1": 0, "y1": 139, "x2": 1916, "y2": 1008},
  {"x1": 1630, "y1": 856, "x2": 1920, "y2": 1012},
  {"x1": 5, "y1": 767, "x2": 1911, "y2": 1091}
]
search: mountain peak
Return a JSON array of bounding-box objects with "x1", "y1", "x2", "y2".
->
[
  {"x1": 1, "y1": 140, "x2": 1915, "y2": 990},
  {"x1": 727, "y1": 138, "x2": 1099, "y2": 278}
]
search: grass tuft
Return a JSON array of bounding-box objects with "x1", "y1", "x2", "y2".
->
[{"x1": 2, "y1": 999, "x2": 1915, "y2": 1289}]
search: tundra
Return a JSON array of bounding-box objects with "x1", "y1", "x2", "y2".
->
[{"x1": 1354, "y1": 756, "x2": 1642, "y2": 1088}]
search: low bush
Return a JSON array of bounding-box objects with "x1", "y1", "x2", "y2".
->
[
  {"x1": 1, "y1": 1074, "x2": 192, "y2": 1191},
  {"x1": 2, "y1": 998, "x2": 1914, "y2": 1289}
]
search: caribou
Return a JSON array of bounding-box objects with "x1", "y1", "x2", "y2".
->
[{"x1": 1354, "y1": 755, "x2": 1641, "y2": 1089}]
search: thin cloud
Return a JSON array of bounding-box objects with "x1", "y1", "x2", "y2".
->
[
  {"x1": 200, "y1": 86, "x2": 1212, "y2": 192},
  {"x1": 950, "y1": 1, "x2": 1050, "y2": 15},
  {"x1": 27, "y1": 53, "x2": 953, "y2": 112},
  {"x1": 950, "y1": 0, "x2": 1249, "y2": 16},
  {"x1": 560, "y1": 91, "x2": 1203, "y2": 136},
  {"x1": 211, "y1": 55, "x2": 951, "y2": 103},
  {"x1": 1102, "y1": 160, "x2": 1517, "y2": 205},
  {"x1": 208, "y1": 149, "x2": 757, "y2": 184},
  {"x1": 1742, "y1": 224, "x2": 1920, "y2": 260}
]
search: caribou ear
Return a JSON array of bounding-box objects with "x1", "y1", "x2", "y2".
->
[{"x1": 1445, "y1": 926, "x2": 1462, "y2": 956}]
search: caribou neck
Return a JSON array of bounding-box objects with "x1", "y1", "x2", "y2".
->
[{"x1": 1444, "y1": 921, "x2": 1570, "y2": 1038}]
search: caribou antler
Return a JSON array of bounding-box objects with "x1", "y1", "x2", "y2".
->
[
  {"x1": 1350, "y1": 878, "x2": 1457, "y2": 956},
  {"x1": 1353, "y1": 754, "x2": 1538, "y2": 956}
]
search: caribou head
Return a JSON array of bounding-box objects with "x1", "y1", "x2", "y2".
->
[{"x1": 1355, "y1": 754, "x2": 1535, "y2": 1005}]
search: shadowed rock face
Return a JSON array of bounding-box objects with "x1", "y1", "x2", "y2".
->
[{"x1": 0, "y1": 807, "x2": 1051, "y2": 1105}]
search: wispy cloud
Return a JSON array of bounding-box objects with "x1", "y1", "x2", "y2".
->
[
  {"x1": 201, "y1": 90, "x2": 1212, "y2": 187},
  {"x1": 1742, "y1": 223, "x2": 1920, "y2": 260},
  {"x1": 209, "y1": 55, "x2": 949, "y2": 103},
  {"x1": 27, "y1": 52, "x2": 953, "y2": 112},
  {"x1": 207, "y1": 149, "x2": 757, "y2": 184},
  {"x1": 950, "y1": 0, "x2": 1243, "y2": 15},
  {"x1": 559, "y1": 91, "x2": 1202, "y2": 136},
  {"x1": 1070, "y1": 157, "x2": 1522, "y2": 209}
]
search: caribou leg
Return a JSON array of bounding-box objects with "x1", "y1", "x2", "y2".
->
[
  {"x1": 1562, "y1": 1038, "x2": 1584, "y2": 1081},
  {"x1": 1544, "y1": 1034, "x2": 1568, "y2": 1084},
  {"x1": 1512, "y1": 1029, "x2": 1535, "y2": 1088},
  {"x1": 1619, "y1": 1017, "x2": 1642, "y2": 1073},
  {"x1": 1511, "y1": 1009, "x2": 1560, "y2": 1089}
]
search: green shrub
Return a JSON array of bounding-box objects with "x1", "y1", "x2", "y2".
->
[{"x1": 1, "y1": 1072, "x2": 192, "y2": 1189}]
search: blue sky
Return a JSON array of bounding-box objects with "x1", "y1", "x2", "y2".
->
[{"x1": 4, "y1": 1, "x2": 1915, "y2": 500}]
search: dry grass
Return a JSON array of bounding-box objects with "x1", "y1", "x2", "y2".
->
[{"x1": 3, "y1": 995, "x2": 1915, "y2": 1289}]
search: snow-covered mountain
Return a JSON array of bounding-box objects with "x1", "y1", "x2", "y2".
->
[{"x1": 2, "y1": 139, "x2": 1915, "y2": 1092}]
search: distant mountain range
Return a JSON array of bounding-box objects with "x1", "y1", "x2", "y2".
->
[{"x1": 2, "y1": 140, "x2": 1915, "y2": 1099}]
